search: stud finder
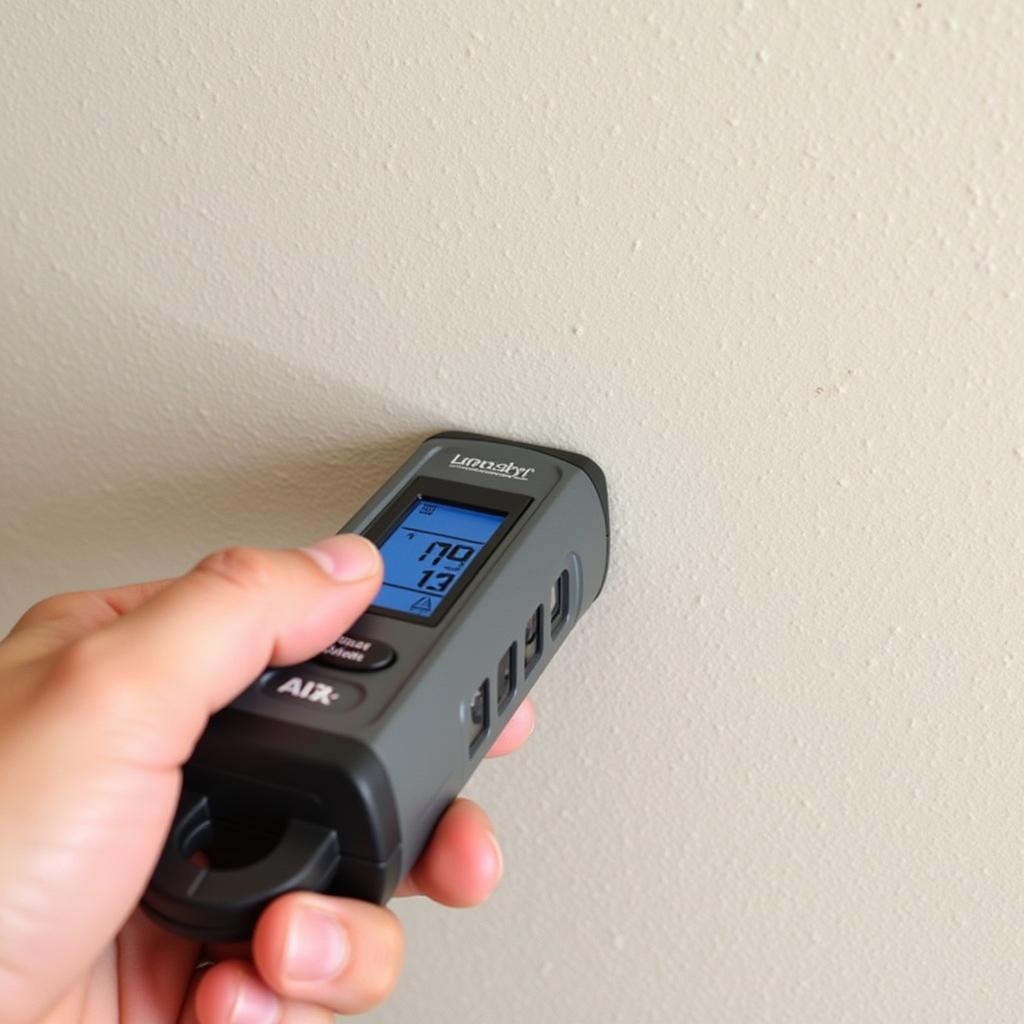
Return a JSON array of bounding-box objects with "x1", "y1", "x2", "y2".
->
[{"x1": 143, "y1": 431, "x2": 609, "y2": 941}]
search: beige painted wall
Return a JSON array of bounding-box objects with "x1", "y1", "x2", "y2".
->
[{"x1": 3, "y1": 2, "x2": 1024, "y2": 1021}]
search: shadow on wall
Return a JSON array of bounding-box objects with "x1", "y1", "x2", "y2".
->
[{"x1": 1, "y1": 291, "x2": 436, "y2": 598}]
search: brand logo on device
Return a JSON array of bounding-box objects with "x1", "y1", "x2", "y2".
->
[
  {"x1": 449, "y1": 453, "x2": 535, "y2": 481},
  {"x1": 275, "y1": 676, "x2": 338, "y2": 706}
]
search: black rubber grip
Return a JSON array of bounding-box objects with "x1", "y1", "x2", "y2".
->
[{"x1": 142, "y1": 792, "x2": 341, "y2": 942}]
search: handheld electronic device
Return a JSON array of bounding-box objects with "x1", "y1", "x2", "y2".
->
[{"x1": 142, "y1": 431, "x2": 609, "y2": 941}]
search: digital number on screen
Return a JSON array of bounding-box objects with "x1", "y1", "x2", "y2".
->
[{"x1": 373, "y1": 499, "x2": 505, "y2": 618}]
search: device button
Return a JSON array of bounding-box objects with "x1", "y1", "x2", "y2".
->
[
  {"x1": 315, "y1": 634, "x2": 396, "y2": 672},
  {"x1": 261, "y1": 671, "x2": 365, "y2": 712}
]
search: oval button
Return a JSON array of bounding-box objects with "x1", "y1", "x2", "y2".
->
[
  {"x1": 315, "y1": 633, "x2": 396, "y2": 672},
  {"x1": 262, "y1": 671, "x2": 365, "y2": 712}
]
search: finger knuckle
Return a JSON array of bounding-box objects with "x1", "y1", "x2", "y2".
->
[
  {"x1": 16, "y1": 592, "x2": 77, "y2": 628},
  {"x1": 195, "y1": 546, "x2": 274, "y2": 595},
  {"x1": 46, "y1": 634, "x2": 151, "y2": 730},
  {"x1": 47, "y1": 633, "x2": 110, "y2": 690}
]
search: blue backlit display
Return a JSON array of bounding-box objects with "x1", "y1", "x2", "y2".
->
[{"x1": 373, "y1": 499, "x2": 505, "y2": 619}]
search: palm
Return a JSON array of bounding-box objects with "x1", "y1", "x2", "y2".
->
[{"x1": 40, "y1": 914, "x2": 199, "y2": 1023}]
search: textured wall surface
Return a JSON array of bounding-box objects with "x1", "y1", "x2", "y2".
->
[{"x1": 3, "y1": 2, "x2": 1024, "y2": 1021}]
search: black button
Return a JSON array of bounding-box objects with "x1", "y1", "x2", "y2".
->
[
  {"x1": 262, "y1": 671, "x2": 364, "y2": 712},
  {"x1": 315, "y1": 633, "x2": 396, "y2": 672}
]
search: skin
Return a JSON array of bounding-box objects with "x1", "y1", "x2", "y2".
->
[{"x1": 0, "y1": 534, "x2": 535, "y2": 1024}]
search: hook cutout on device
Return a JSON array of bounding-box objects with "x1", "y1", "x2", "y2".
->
[{"x1": 144, "y1": 791, "x2": 341, "y2": 941}]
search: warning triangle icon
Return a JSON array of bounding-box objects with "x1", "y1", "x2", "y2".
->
[{"x1": 411, "y1": 596, "x2": 433, "y2": 613}]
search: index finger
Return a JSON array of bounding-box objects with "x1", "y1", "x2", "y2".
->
[{"x1": 54, "y1": 536, "x2": 382, "y2": 769}]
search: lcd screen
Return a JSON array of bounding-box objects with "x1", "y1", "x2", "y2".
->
[{"x1": 372, "y1": 499, "x2": 506, "y2": 619}]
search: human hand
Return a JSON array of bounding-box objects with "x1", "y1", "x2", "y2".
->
[{"x1": 0, "y1": 535, "x2": 534, "y2": 1024}]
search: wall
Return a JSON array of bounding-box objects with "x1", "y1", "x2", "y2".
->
[{"x1": 3, "y1": 2, "x2": 1024, "y2": 1021}]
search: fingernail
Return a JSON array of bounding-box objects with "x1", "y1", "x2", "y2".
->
[
  {"x1": 229, "y1": 976, "x2": 279, "y2": 1024},
  {"x1": 303, "y1": 534, "x2": 380, "y2": 582},
  {"x1": 282, "y1": 903, "x2": 350, "y2": 982}
]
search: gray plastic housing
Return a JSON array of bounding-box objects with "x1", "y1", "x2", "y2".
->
[{"x1": 142, "y1": 432, "x2": 609, "y2": 941}]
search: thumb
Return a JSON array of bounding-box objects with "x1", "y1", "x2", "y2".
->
[{"x1": 63, "y1": 534, "x2": 383, "y2": 766}]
